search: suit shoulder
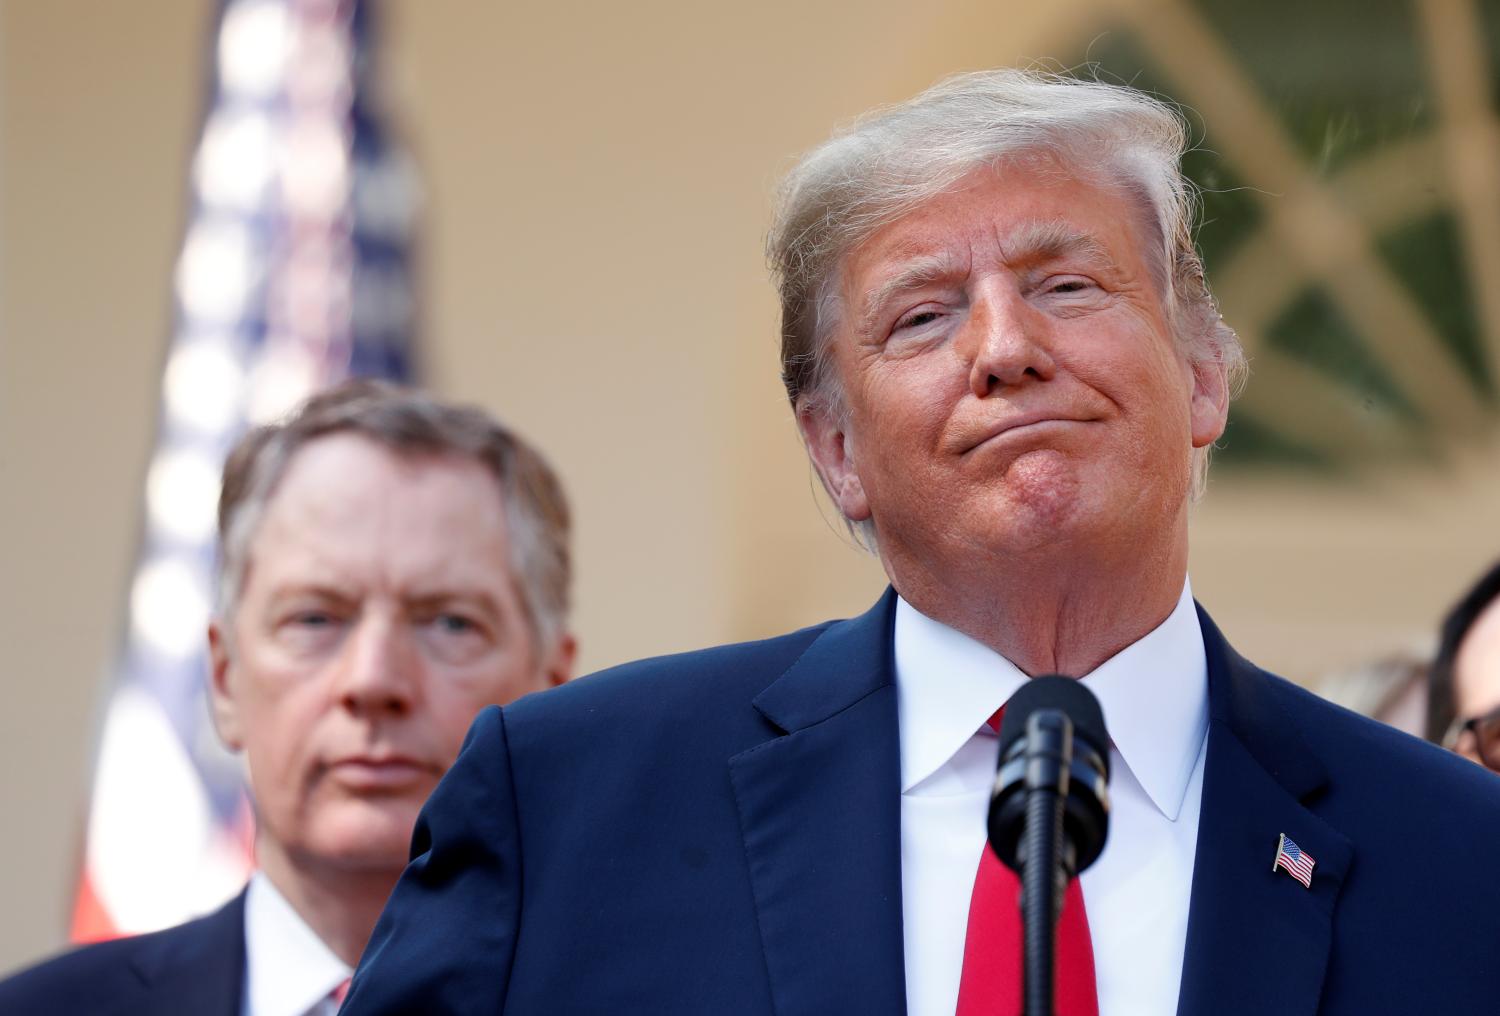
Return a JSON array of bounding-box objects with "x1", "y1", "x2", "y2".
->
[
  {"x1": 0, "y1": 897, "x2": 244, "y2": 1016},
  {"x1": 507, "y1": 620, "x2": 840, "y2": 725},
  {"x1": 469, "y1": 619, "x2": 852, "y2": 777},
  {"x1": 1263, "y1": 668, "x2": 1500, "y2": 817},
  {"x1": 0, "y1": 924, "x2": 185, "y2": 1013},
  {"x1": 0, "y1": 934, "x2": 146, "y2": 1002}
]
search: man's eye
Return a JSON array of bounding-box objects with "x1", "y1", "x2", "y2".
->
[
  {"x1": 1046, "y1": 278, "x2": 1093, "y2": 294},
  {"x1": 434, "y1": 614, "x2": 477, "y2": 634},
  {"x1": 275, "y1": 610, "x2": 346, "y2": 648},
  {"x1": 894, "y1": 310, "x2": 940, "y2": 331}
]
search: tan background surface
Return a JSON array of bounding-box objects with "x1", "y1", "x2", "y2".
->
[{"x1": 3, "y1": 0, "x2": 1497, "y2": 974}]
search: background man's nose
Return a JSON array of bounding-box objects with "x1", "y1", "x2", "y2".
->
[{"x1": 333, "y1": 616, "x2": 419, "y2": 717}]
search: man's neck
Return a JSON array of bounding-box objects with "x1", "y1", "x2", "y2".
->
[
  {"x1": 256, "y1": 839, "x2": 403, "y2": 968},
  {"x1": 884, "y1": 527, "x2": 1190, "y2": 677}
]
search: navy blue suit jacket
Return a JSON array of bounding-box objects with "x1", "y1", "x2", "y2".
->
[
  {"x1": 0, "y1": 890, "x2": 245, "y2": 1016},
  {"x1": 344, "y1": 592, "x2": 1500, "y2": 1014}
]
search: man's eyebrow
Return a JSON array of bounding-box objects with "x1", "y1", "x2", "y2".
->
[
  {"x1": 856, "y1": 252, "x2": 967, "y2": 337},
  {"x1": 999, "y1": 220, "x2": 1112, "y2": 268},
  {"x1": 405, "y1": 589, "x2": 505, "y2": 617},
  {"x1": 262, "y1": 583, "x2": 359, "y2": 613},
  {"x1": 267, "y1": 582, "x2": 353, "y2": 601}
]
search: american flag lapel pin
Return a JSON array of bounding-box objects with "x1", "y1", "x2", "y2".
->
[{"x1": 1272, "y1": 832, "x2": 1316, "y2": 888}]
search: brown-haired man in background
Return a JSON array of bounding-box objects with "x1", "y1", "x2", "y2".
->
[{"x1": 0, "y1": 380, "x2": 575, "y2": 1016}]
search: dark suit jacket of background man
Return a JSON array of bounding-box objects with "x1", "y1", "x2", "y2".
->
[
  {"x1": 343, "y1": 590, "x2": 1500, "y2": 1015},
  {"x1": 0, "y1": 891, "x2": 245, "y2": 1016}
]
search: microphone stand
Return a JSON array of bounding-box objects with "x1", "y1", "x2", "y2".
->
[
  {"x1": 989, "y1": 676, "x2": 1110, "y2": 1016},
  {"x1": 1017, "y1": 709, "x2": 1074, "y2": 1016}
]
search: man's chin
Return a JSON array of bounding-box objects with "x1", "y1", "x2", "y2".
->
[{"x1": 305, "y1": 808, "x2": 423, "y2": 873}]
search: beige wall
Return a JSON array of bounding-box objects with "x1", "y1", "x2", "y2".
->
[
  {"x1": 377, "y1": 0, "x2": 1083, "y2": 660},
  {"x1": 1, "y1": 0, "x2": 214, "y2": 972},
  {"x1": 3, "y1": 0, "x2": 1496, "y2": 976}
]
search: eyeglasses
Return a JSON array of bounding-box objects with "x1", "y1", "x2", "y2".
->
[{"x1": 1443, "y1": 703, "x2": 1500, "y2": 772}]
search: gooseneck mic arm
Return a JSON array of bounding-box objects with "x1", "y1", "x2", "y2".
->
[{"x1": 987, "y1": 677, "x2": 1112, "y2": 1016}]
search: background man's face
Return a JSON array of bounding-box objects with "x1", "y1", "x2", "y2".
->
[
  {"x1": 209, "y1": 433, "x2": 568, "y2": 873},
  {"x1": 1453, "y1": 598, "x2": 1500, "y2": 765},
  {"x1": 803, "y1": 160, "x2": 1228, "y2": 573}
]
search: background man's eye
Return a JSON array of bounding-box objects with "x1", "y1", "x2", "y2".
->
[{"x1": 436, "y1": 614, "x2": 475, "y2": 633}]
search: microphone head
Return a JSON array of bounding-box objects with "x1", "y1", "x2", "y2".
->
[
  {"x1": 989, "y1": 674, "x2": 1113, "y2": 877},
  {"x1": 998, "y1": 675, "x2": 1110, "y2": 777}
]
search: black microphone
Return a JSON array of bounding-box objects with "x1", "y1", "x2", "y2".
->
[{"x1": 987, "y1": 676, "x2": 1111, "y2": 1016}]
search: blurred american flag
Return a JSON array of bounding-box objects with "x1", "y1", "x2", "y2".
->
[{"x1": 71, "y1": 0, "x2": 419, "y2": 941}]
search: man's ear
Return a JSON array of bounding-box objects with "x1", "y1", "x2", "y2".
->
[
  {"x1": 541, "y1": 632, "x2": 577, "y2": 689},
  {"x1": 1188, "y1": 357, "x2": 1230, "y2": 449},
  {"x1": 796, "y1": 397, "x2": 871, "y2": 522},
  {"x1": 207, "y1": 619, "x2": 245, "y2": 752}
]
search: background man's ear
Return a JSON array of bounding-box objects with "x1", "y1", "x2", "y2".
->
[
  {"x1": 542, "y1": 632, "x2": 577, "y2": 689},
  {"x1": 796, "y1": 399, "x2": 872, "y2": 522},
  {"x1": 207, "y1": 620, "x2": 245, "y2": 752}
]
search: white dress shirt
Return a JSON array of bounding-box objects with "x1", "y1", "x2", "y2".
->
[
  {"x1": 242, "y1": 872, "x2": 354, "y2": 1016},
  {"x1": 897, "y1": 580, "x2": 1208, "y2": 1016}
]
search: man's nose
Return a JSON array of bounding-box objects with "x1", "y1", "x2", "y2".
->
[
  {"x1": 333, "y1": 615, "x2": 418, "y2": 717},
  {"x1": 965, "y1": 287, "x2": 1057, "y2": 398}
]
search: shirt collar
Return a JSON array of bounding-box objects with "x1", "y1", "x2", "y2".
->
[
  {"x1": 243, "y1": 871, "x2": 353, "y2": 1016},
  {"x1": 894, "y1": 580, "x2": 1208, "y2": 820}
]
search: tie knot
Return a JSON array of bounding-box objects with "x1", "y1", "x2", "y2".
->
[{"x1": 985, "y1": 706, "x2": 1004, "y2": 734}]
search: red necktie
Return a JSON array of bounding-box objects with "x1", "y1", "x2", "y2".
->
[
  {"x1": 955, "y1": 710, "x2": 1099, "y2": 1016},
  {"x1": 329, "y1": 977, "x2": 352, "y2": 1012}
]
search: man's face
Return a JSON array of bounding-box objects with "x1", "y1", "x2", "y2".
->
[
  {"x1": 800, "y1": 160, "x2": 1228, "y2": 577},
  {"x1": 1452, "y1": 598, "x2": 1500, "y2": 766},
  {"x1": 209, "y1": 433, "x2": 571, "y2": 873}
]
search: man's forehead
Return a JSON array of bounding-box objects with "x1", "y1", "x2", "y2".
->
[
  {"x1": 268, "y1": 435, "x2": 504, "y2": 519},
  {"x1": 996, "y1": 219, "x2": 1112, "y2": 265},
  {"x1": 1456, "y1": 598, "x2": 1500, "y2": 689},
  {"x1": 856, "y1": 156, "x2": 1138, "y2": 258},
  {"x1": 861, "y1": 217, "x2": 1111, "y2": 270},
  {"x1": 245, "y1": 440, "x2": 513, "y2": 581}
]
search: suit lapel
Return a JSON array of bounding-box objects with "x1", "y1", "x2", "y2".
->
[
  {"x1": 729, "y1": 591, "x2": 906, "y2": 1016},
  {"x1": 1176, "y1": 611, "x2": 1352, "y2": 1016}
]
